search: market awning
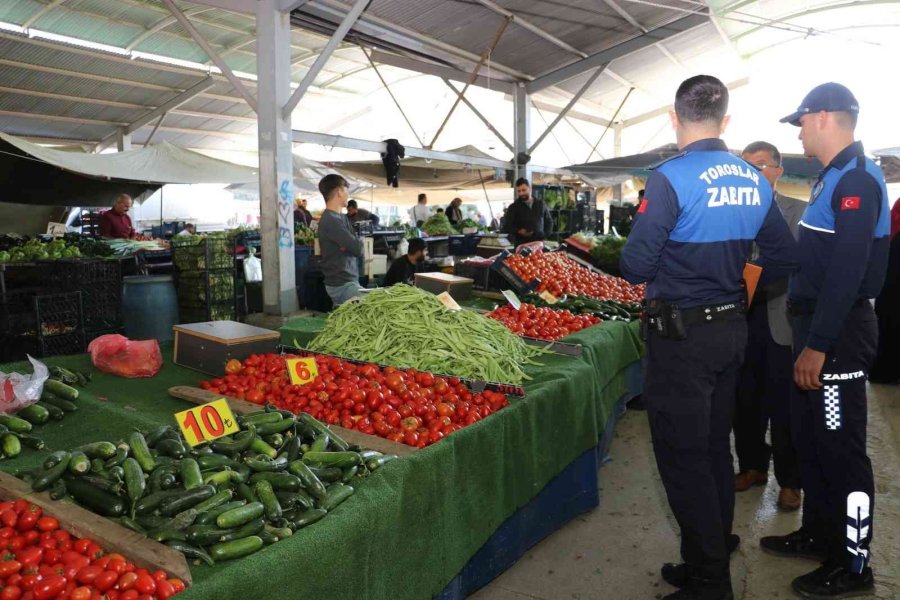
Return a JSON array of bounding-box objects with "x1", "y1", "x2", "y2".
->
[{"x1": 0, "y1": 133, "x2": 260, "y2": 207}]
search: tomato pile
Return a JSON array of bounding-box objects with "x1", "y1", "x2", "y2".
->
[
  {"x1": 505, "y1": 251, "x2": 644, "y2": 303},
  {"x1": 486, "y1": 304, "x2": 600, "y2": 341},
  {"x1": 0, "y1": 500, "x2": 183, "y2": 600},
  {"x1": 200, "y1": 354, "x2": 510, "y2": 448}
]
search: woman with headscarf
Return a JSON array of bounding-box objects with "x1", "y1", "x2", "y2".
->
[
  {"x1": 445, "y1": 198, "x2": 464, "y2": 227},
  {"x1": 869, "y1": 198, "x2": 900, "y2": 383}
]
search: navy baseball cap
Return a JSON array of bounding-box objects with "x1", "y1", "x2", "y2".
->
[{"x1": 780, "y1": 82, "x2": 859, "y2": 126}]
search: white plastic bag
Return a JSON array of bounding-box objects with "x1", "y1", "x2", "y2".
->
[
  {"x1": 244, "y1": 254, "x2": 263, "y2": 283},
  {"x1": 0, "y1": 356, "x2": 49, "y2": 415}
]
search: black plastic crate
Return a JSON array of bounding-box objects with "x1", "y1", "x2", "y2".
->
[
  {"x1": 178, "y1": 302, "x2": 236, "y2": 324},
  {"x1": 0, "y1": 290, "x2": 83, "y2": 337},
  {"x1": 176, "y1": 271, "x2": 235, "y2": 308},
  {"x1": 24, "y1": 331, "x2": 86, "y2": 358},
  {"x1": 172, "y1": 237, "x2": 233, "y2": 271}
]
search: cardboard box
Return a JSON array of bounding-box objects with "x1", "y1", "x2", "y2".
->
[
  {"x1": 173, "y1": 320, "x2": 280, "y2": 375},
  {"x1": 415, "y1": 272, "x2": 474, "y2": 301}
]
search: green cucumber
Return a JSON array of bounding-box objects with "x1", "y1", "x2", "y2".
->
[
  {"x1": 71, "y1": 474, "x2": 123, "y2": 495},
  {"x1": 17, "y1": 404, "x2": 49, "y2": 425},
  {"x1": 203, "y1": 469, "x2": 234, "y2": 488},
  {"x1": 358, "y1": 450, "x2": 383, "y2": 462},
  {"x1": 244, "y1": 455, "x2": 288, "y2": 472},
  {"x1": 105, "y1": 446, "x2": 129, "y2": 469},
  {"x1": 127, "y1": 432, "x2": 156, "y2": 473},
  {"x1": 68, "y1": 451, "x2": 91, "y2": 475},
  {"x1": 219, "y1": 518, "x2": 265, "y2": 542},
  {"x1": 195, "y1": 500, "x2": 246, "y2": 525},
  {"x1": 263, "y1": 433, "x2": 285, "y2": 450},
  {"x1": 308, "y1": 466, "x2": 343, "y2": 483},
  {"x1": 209, "y1": 536, "x2": 264, "y2": 562},
  {"x1": 39, "y1": 394, "x2": 77, "y2": 413},
  {"x1": 258, "y1": 528, "x2": 279, "y2": 545},
  {"x1": 186, "y1": 524, "x2": 234, "y2": 546},
  {"x1": 211, "y1": 426, "x2": 256, "y2": 455},
  {"x1": 248, "y1": 437, "x2": 277, "y2": 459},
  {"x1": 248, "y1": 472, "x2": 302, "y2": 492},
  {"x1": 150, "y1": 528, "x2": 188, "y2": 543},
  {"x1": 135, "y1": 490, "x2": 179, "y2": 515},
  {"x1": 191, "y1": 488, "x2": 234, "y2": 514},
  {"x1": 44, "y1": 379, "x2": 79, "y2": 401},
  {"x1": 15, "y1": 433, "x2": 45, "y2": 451},
  {"x1": 216, "y1": 502, "x2": 264, "y2": 528},
  {"x1": 44, "y1": 450, "x2": 70, "y2": 470},
  {"x1": 155, "y1": 438, "x2": 187, "y2": 459},
  {"x1": 281, "y1": 435, "x2": 303, "y2": 462},
  {"x1": 197, "y1": 454, "x2": 238, "y2": 470},
  {"x1": 319, "y1": 483, "x2": 354, "y2": 512},
  {"x1": 302, "y1": 451, "x2": 361, "y2": 469},
  {"x1": 299, "y1": 414, "x2": 349, "y2": 450},
  {"x1": 235, "y1": 483, "x2": 258, "y2": 503},
  {"x1": 33, "y1": 452, "x2": 71, "y2": 491},
  {"x1": 309, "y1": 433, "x2": 329, "y2": 453},
  {"x1": 366, "y1": 455, "x2": 399, "y2": 471},
  {"x1": 123, "y1": 458, "x2": 146, "y2": 503},
  {"x1": 76, "y1": 441, "x2": 117, "y2": 460},
  {"x1": 255, "y1": 418, "x2": 294, "y2": 437},
  {"x1": 0, "y1": 415, "x2": 32, "y2": 434},
  {"x1": 158, "y1": 485, "x2": 217, "y2": 516},
  {"x1": 165, "y1": 541, "x2": 215, "y2": 566},
  {"x1": 239, "y1": 412, "x2": 283, "y2": 427},
  {"x1": 65, "y1": 477, "x2": 125, "y2": 517},
  {"x1": 291, "y1": 508, "x2": 327, "y2": 529},
  {"x1": 254, "y1": 480, "x2": 282, "y2": 520},
  {"x1": 118, "y1": 517, "x2": 146, "y2": 535},
  {"x1": 1, "y1": 434, "x2": 21, "y2": 459},
  {"x1": 180, "y1": 458, "x2": 203, "y2": 490},
  {"x1": 229, "y1": 464, "x2": 252, "y2": 485},
  {"x1": 341, "y1": 465, "x2": 358, "y2": 483},
  {"x1": 287, "y1": 460, "x2": 327, "y2": 500},
  {"x1": 49, "y1": 479, "x2": 67, "y2": 501},
  {"x1": 264, "y1": 524, "x2": 292, "y2": 541},
  {"x1": 136, "y1": 514, "x2": 171, "y2": 530},
  {"x1": 144, "y1": 425, "x2": 173, "y2": 448}
]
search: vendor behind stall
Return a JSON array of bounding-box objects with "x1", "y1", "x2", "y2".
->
[
  {"x1": 99, "y1": 194, "x2": 136, "y2": 239},
  {"x1": 318, "y1": 175, "x2": 364, "y2": 306},
  {"x1": 346, "y1": 199, "x2": 379, "y2": 227},
  {"x1": 503, "y1": 178, "x2": 553, "y2": 246},
  {"x1": 446, "y1": 198, "x2": 464, "y2": 226},
  {"x1": 383, "y1": 237, "x2": 426, "y2": 287}
]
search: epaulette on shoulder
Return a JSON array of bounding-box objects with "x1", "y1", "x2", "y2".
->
[{"x1": 650, "y1": 150, "x2": 688, "y2": 170}]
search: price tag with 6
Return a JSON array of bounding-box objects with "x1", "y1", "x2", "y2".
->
[
  {"x1": 176, "y1": 399, "x2": 240, "y2": 447},
  {"x1": 286, "y1": 357, "x2": 319, "y2": 386}
]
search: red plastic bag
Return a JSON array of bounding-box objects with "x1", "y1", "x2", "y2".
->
[{"x1": 87, "y1": 334, "x2": 162, "y2": 378}]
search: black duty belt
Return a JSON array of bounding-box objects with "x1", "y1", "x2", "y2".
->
[
  {"x1": 679, "y1": 302, "x2": 746, "y2": 326},
  {"x1": 787, "y1": 298, "x2": 870, "y2": 317}
]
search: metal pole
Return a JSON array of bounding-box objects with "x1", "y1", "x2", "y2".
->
[
  {"x1": 442, "y1": 79, "x2": 514, "y2": 153},
  {"x1": 427, "y1": 16, "x2": 511, "y2": 149},
  {"x1": 585, "y1": 87, "x2": 633, "y2": 163},
  {"x1": 362, "y1": 47, "x2": 424, "y2": 147},
  {"x1": 528, "y1": 64, "x2": 607, "y2": 154}
]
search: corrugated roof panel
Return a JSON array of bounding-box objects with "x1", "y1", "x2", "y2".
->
[
  {"x1": 67, "y1": 0, "x2": 162, "y2": 29},
  {"x1": 0, "y1": 0, "x2": 45, "y2": 25},
  {"x1": 32, "y1": 8, "x2": 147, "y2": 47}
]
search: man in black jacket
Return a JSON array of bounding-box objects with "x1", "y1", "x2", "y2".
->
[{"x1": 503, "y1": 178, "x2": 554, "y2": 246}]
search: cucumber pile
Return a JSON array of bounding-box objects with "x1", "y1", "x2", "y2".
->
[
  {"x1": 0, "y1": 367, "x2": 88, "y2": 460},
  {"x1": 523, "y1": 293, "x2": 642, "y2": 322},
  {"x1": 16, "y1": 409, "x2": 398, "y2": 565}
]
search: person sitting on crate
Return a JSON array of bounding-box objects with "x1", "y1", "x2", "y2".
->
[
  {"x1": 99, "y1": 194, "x2": 136, "y2": 239},
  {"x1": 503, "y1": 178, "x2": 553, "y2": 246},
  {"x1": 383, "y1": 238, "x2": 427, "y2": 287}
]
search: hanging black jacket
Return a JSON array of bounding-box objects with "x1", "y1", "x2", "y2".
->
[{"x1": 381, "y1": 139, "x2": 405, "y2": 187}]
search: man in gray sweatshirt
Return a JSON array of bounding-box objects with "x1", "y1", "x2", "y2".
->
[{"x1": 317, "y1": 174, "x2": 363, "y2": 305}]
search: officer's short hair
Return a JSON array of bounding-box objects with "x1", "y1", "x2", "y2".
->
[
  {"x1": 407, "y1": 238, "x2": 426, "y2": 255},
  {"x1": 742, "y1": 141, "x2": 782, "y2": 166},
  {"x1": 835, "y1": 112, "x2": 858, "y2": 129},
  {"x1": 674, "y1": 75, "x2": 729, "y2": 124},
  {"x1": 318, "y1": 174, "x2": 348, "y2": 200},
  {"x1": 514, "y1": 177, "x2": 530, "y2": 188}
]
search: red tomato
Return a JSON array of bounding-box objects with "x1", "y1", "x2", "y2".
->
[
  {"x1": 168, "y1": 578, "x2": 185, "y2": 593},
  {"x1": 32, "y1": 575, "x2": 66, "y2": 600},
  {"x1": 156, "y1": 579, "x2": 176, "y2": 599},
  {"x1": 94, "y1": 570, "x2": 118, "y2": 592},
  {"x1": 403, "y1": 431, "x2": 419, "y2": 446},
  {"x1": 0, "y1": 560, "x2": 22, "y2": 577},
  {"x1": 20, "y1": 574, "x2": 41, "y2": 591},
  {"x1": 119, "y1": 591, "x2": 139, "y2": 600},
  {"x1": 15, "y1": 548, "x2": 42, "y2": 568},
  {"x1": 134, "y1": 573, "x2": 156, "y2": 595},
  {"x1": 76, "y1": 565, "x2": 102, "y2": 585},
  {"x1": 70, "y1": 587, "x2": 92, "y2": 600},
  {"x1": 34, "y1": 518, "x2": 58, "y2": 533},
  {"x1": 0, "y1": 586, "x2": 22, "y2": 600},
  {"x1": 118, "y1": 572, "x2": 138, "y2": 591},
  {"x1": 1, "y1": 510, "x2": 17, "y2": 529}
]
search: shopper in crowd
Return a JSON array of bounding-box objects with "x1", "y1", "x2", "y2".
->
[
  {"x1": 869, "y1": 197, "x2": 900, "y2": 384},
  {"x1": 346, "y1": 199, "x2": 379, "y2": 227},
  {"x1": 436, "y1": 208, "x2": 444, "y2": 215},
  {"x1": 99, "y1": 194, "x2": 136, "y2": 239},
  {"x1": 732, "y1": 141, "x2": 805, "y2": 512},
  {"x1": 410, "y1": 193, "x2": 429, "y2": 227},
  {"x1": 175, "y1": 223, "x2": 195, "y2": 237},
  {"x1": 503, "y1": 178, "x2": 554, "y2": 246},
  {"x1": 383, "y1": 237, "x2": 426, "y2": 287},
  {"x1": 761, "y1": 82, "x2": 890, "y2": 599},
  {"x1": 446, "y1": 198, "x2": 464, "y2": 226},
  {"x1": 477, "y1": 212, "x2": 488, "y2": 227},
  {"x1": 620, "y1": 75, "x2": 797, "y2": 600},
  {"x1": 317, "y1": 174, "x2": 364, "y2": 306},
  {"x1": 294, "y1": 197, "x2": 313, "y2": 228}
]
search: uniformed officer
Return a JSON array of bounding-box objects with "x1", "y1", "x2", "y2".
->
[
  {"x1": 620, "y1": 75, "x2": 797, "y2": 600},
  {"x1": 761, "y1": 83, "x2": 890, "y2": 599},
  {"x1": 732, "y1": 141, "x2": 804, "y2": 512}
]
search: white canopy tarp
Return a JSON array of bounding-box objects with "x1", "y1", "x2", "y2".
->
[{"x1": 0, "y1": 133, "x2": 258, "y2": 184}]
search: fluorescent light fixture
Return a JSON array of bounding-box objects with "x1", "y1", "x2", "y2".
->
[
  {"x1": 0, "y1": 21, "x2": 25, "y2": 34},
  {"x1": 131, "y1": 51, "x2": 211, "y2": 72},
  {"x1": 28, "y1": 28, "x2": 130, "y2": 56}
]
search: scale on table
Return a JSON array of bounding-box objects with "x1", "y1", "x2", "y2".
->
[{"x1": 476, "y1": 233, "x2": 513, "y2": 258}]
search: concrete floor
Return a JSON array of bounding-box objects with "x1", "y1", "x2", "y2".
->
[{"x1": 472, "y1": 382, "x2": 900, "y2": 600}]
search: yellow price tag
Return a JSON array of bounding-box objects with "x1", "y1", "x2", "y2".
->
[
  {"x1": 286, "y1": 357, "x2": 319, "y2": 386},
  {"x1": 175, "y1": 399, "x2": 239, "y2": 447},
  {"x1": 539, "y1": 290, "x2": 559, "y2": 304}
]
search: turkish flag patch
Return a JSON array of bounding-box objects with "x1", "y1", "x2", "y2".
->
[
  {"x1": 637, "y1": 199, "x2": 648, "y2": 214},
  {"x1": 841, "y1": 196, "x2": 861, "y2": 211}
]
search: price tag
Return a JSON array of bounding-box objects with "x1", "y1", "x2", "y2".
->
[
  {"x1": 436, "y1": 292, "x2": 461, "y2": 311},
  {"x1": 539, "y1": 290, "x2": 559, "y2": 305},
  {"x1": 45, "y1": 222, "x2": 66, "y2": 238},
  {"x1": 175, "y1": 399, "x2": 239, "y2": 447},
  {"x1": 286, "y1": 357, "x2": 319, "y2": 386},
  {"x1": 501, "y1": 290, "x2": 521, "y2": 310}
]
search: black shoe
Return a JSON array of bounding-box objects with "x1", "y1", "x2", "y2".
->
[
  {"x1": 760, "y1": 529, "x2": 828, "y2": 560},
  {"x1": 792, "y1": 562, "x2": 874, "y2": 599},
  {"x1": 661, "y1": 576, "x2": 733, "y2": 600},
  {"x1": 662, "y1": 536, "x2": 740, "y2": 588}
]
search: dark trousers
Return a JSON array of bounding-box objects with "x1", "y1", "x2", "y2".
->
[
  {"x1": 645, "y1": 317, "x2": 747, "y2": 579},
  {"x1": 791, "y1": 302, "x2": 877, "y2": 573},
  {"x1": 733, "y1": 301, "x2": 800, "y2": 488}
]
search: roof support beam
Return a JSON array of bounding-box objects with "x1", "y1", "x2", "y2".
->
[
  {"x1": 428, "y1": 16, "x2": 512, "y2": 149},
  {"x1": 160, "y1": 0, "x2": 258, "y2": 112},
  {"x1": 283, "y1": 0, "x2": 371, "y2": 119},
  {"x1": 529, "y1": 64, "x2": 607, "y2": 154},
  {"x1": 363, "y1": 48, "x2": 423, "y2": 147},
  {"x1": 442, "y1": 79, "x2": 514, "y2": 153},
  {"x1": 600, "y1": 0, "x2": 646, "y2": 32},
  {"x1": 279, "y1": 0, "x2": 311, "y2": 11},
  {"x1": 472, "y1": 0, "x2": 587, "y2": 57},
  {"x1": 585, "y1": 87, "x2": 633, "y2": 162},
  {"x1": 125, "y1": 8, "x2": 215, "y2": 51},
  {"x1": 529, "y1": 99, "x2": 611, "y2": 127},
  {"x1": 525, "y1": 12, "x2": 708, "y2": 94},
  {"x1": 96, "y1": 76, "x2": 216, "y2": 151},
  {"x1": 176, "y1": 0, "x2": 257, "y2": 13},
  {"x1": 368, "y1": 50, "x2": 515, "y2": 93},
  {"x1": 144, "y1": 114, "x2": 166, "y2": 148}
]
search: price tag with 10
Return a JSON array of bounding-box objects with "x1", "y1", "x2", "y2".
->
[{"x1": 176, "y1": 398, "x2": 240, "y2": 447}]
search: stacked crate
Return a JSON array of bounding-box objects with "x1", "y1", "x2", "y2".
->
[
  {"x1": 171, "y1": 236, "x2": 236, "y2": 323},
  {"x1": 0, "y1": 289, "x2": 84, "y2": 362}
]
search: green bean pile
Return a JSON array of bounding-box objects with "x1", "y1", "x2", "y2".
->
[{"x1": 306, "y1": 285, "x2": 544, "y2": 383}]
